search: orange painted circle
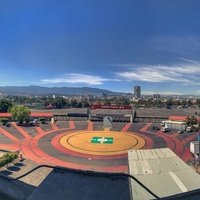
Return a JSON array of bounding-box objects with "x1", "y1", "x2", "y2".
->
[{"x1": 60, "y1": 131, "x2": 145, "y2": 156}]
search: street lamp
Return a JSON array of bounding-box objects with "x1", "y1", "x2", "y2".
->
[{"x1": 198, "y1": 133, "x2": 200, "y2": 166}]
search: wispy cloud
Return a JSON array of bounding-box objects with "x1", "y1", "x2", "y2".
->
[
  {"x1": 39, "y1": 73, "x2": 111, "y2": 85},
  {"x1": 149, "y1": 35, "x2": 200, "y2": 56},
  {"x1": 116, "y1": 60, "x2": 200, "y2": 85}
]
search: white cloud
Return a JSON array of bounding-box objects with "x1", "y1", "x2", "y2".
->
[
  {"x1": 116, "y1": 60, "x2": 200, "y2": 85},
  {"x1": 40, "y1": 73, "x2": 110, "y2": 85}
]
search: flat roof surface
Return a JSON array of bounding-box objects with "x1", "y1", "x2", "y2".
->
[
  {"x1": 168, "y1": 116, "x2": 188, "y2": 121},
  {"x1": 27, "y1": 170, "x2": 131, "y2": 200},
  {"x1": 128, "y1": 148, "x2": 200, "y2": 200},
  {"x1": 0, "y1": 112, "x2": 53, "y2": 118},
  {"x1": 162, "y1": 120, "x2": 187, "y2": 124}
]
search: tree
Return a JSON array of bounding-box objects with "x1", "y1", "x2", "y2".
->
[
  {"x1": 196, "y1": 99, "x2": 200, "y2": 108},
  {"x1": 54, "y1": 97, "x2": 66, "y2": 109},
  {"x1": 0, "y1": 99, "x2": 12, "y2": 112},
  {"x1": 10, "y1": 105, "x2": 30, "y2": 124},
  {"x1": 186, "y1": 115, "x2": 198, "y2": 126},
  {"x1": 166, "y1": 99, "x2": 173, "y2": 109}
]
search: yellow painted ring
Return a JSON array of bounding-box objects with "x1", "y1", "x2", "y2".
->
[{"x1": 60, "y1": 131, "x2": 145, "y2": 156}]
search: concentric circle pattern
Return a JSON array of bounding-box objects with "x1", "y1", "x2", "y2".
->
[
  {"x1": 0, "y1": 121, "x2": 195, "y2": 172},
  {"x1": 59, "y1": 131, "x2": 145, "y2": 155}
]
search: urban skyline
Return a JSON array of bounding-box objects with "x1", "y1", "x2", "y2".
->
[{"x1": 0, "y1": 1, "x2": 200, "y2": 95}]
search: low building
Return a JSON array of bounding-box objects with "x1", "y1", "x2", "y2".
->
[
  {"x1": 128, "y1": 148, "x2": 200, "y2": 200},
  {"x1": 162, "y1": 120, "x2": 187, "y2": 131}
]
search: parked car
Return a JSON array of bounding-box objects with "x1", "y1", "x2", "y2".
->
[
  {"x1": 160, "y1": 123, "x2": 165, "y2": 127},
  {"x1": 186, "y1": 126, "x2": 193, "y2": 132},
  {"x1": 161, "y1": 127, "x2": 170, "y2": 132},
  {"x1": 152, "y1": 126, "x2": 160, "y2": 131},
  {"x1": 178, "y1": 130, "x2": 184, "y2": 134}
]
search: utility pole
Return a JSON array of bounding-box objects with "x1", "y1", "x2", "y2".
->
[{"x1": 198, "y1": 133, "x2": 200, "y2": 166}]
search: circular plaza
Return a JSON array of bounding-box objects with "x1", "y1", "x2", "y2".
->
[
  {"x1": 0, "y1": 120, "x2": 195, "y2": 172},
  {"x1": 59, "y1": 130, "x2": 145, "y2": 156}
]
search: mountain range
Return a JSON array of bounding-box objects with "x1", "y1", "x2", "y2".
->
[{"x1": 0, "y1": 86, "x2": 128, "y2": 96}]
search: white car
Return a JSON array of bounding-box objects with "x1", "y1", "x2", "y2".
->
[{"x1": 161, "y1": 127, "x2": 170, "y2": 132}]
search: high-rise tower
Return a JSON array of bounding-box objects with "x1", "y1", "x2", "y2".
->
[{"x1": 134, "y1": 85, "x2": 141, "y2": 99}]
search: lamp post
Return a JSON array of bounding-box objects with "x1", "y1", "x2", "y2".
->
[{"x1": 198, "y1": 133, "x2": 200, "y2": 166}]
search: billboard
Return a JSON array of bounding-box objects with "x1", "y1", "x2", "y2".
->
[{"x1": 90, "y1": 104, "x2": 131, "y2": 110}]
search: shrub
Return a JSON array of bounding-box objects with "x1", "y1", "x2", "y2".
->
[
  {"x1": 0, "y1": 152, "x2": 19, "y2": 168},
  {"x1": 0, "y1": 118, "x2": 9, "y2": 126}
]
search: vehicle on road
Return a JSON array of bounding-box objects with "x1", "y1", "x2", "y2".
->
[{"x1": 178, "y1": 130, "x2": 184, "y2": 134}]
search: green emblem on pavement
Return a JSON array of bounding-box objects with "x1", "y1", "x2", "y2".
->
[{"x1": 91, "y1": 137, "x2": 113, "y2": 144}]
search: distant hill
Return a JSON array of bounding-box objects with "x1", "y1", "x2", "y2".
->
[{"x1": 0, "y1": 86, "x2": 128, "y2": 96}]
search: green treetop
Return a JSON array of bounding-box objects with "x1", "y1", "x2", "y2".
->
[{"x1": 10, "y1": 105, "x2": 31, "y2": 124}]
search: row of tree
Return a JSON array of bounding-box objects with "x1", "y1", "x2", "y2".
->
[
  {"x1": 132, "y1": 98, "x2": 198, "y2": 108},
  {"x1": 3, "y1": 95, "x2": 200, "y2": 109}
]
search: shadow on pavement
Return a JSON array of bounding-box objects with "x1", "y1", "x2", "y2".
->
[
  {"x1": 7, "y1": 166, "x2": 20, "y2": 172},
  {"x1": 14, "y1": 162, "x2": 24, "y2": 167},
  {"x1": 0, "y1": 170, "x2": 12, "y2": 176}
]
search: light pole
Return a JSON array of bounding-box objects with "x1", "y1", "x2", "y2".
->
[{"x1": 198, "y1": 133, "x2": 200, "y2": 166}]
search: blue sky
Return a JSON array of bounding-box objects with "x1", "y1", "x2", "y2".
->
[{"x1": 0, "y1": 0, "x2": 200, "y2": 95}]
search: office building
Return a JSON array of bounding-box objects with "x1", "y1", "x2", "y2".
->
[
  {"x1": 134, "y1": 86, "x2": 141, "y2": 99},
  {"x1": 153, "y1": 94, "x2": 161, "y2": 99}
]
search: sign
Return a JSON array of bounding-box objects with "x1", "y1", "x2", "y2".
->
[
  {"x1": 90, "y1": 104, "x2": 131, "y2": 110},
  {"x1": 91, "y1": 137, "x2": 113, "y2": 144}
]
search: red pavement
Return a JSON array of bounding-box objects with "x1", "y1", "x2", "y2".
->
[
  {"x1": 50, "y1": 122, "x2": 59, "y2": 131},
  {"x1": 181, "y1": 149, "x2": 194, "y2": 162},
  {"x1": 0, "y1": 126, "x2": 20, "y2": 151},
  {"x1": 0, "y1": 144, "x2": 19, "y2": 151},
  {"x1": 87, "y1": 121, "x2": 93, "y2": 131},
  {"x1": 165, "y1": 131, "x2": 184, "y2": 157},
  {"x1": 140, "y1": 123, "x2": 152, "y2": 132},
  {"x1": 35, "y1": 126, "x2": 45, "y2": 135},
  {"x1": 69, "y1": 121, "x2": 75, "y2": 129},
  {"x1": 12, "y1": 122, "x2": 32, "y2": 139},
  {"x1": 30, "y1": 133, "x2": 127, "y2": 172},
  {"x1": 121, "y1": 123, "x2": 131, "y2": 132},
  {"x1": 182, "y1": 133, "x2": 198, "y2": 145},
  {"x1": 155, "y1": 131, "x2": 176, "y2": 151},
  {"x1": 0, "y1": 121, "x2": 129, "y2": 172},
  {"x1": 134, "y1": 132, "x2": 154, "y2": 149},
  {"x1": 0, "y1": 121, "x2": 196, "y2": 172},
  {"x1": 0, "y1": 126, "x2": 20, "y2": 144}
]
